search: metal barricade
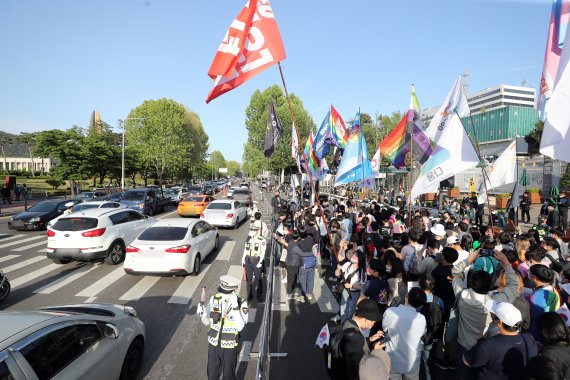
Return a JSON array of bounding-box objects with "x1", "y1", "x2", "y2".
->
[{"x1": 254, "y1": 237, "x2": 275, "y2": 379}]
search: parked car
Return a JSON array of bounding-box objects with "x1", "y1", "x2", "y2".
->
[
  {"x1": 203, "y1": 185, "x2": 215, "y2": 196},
  {"x1": 177, "y1": 195, "x2": 215, "y2": 217},
  {"x1": 47, "y1": 201, "x2": 126, "y2": 228},
  {"x1": 8, "y1": 199, "x2": 83, "y2": 231},
  {"x1": 120, "y1": 188, "x2": 170, "y2": 216},
  {"x1": 76, "y1": 191, "x2": 109, "y2": 202},
  {"x1": 107, "y1": 192, "x2": 124, "y2": 202},
  {"x1": 200, "y1": 200, "x2": 247, "y2": 229},
  {"x1": 47, "y1": 208, "x2": 156, "y2": 265},
  {"x1": 0, "y1": 303, "x2": 145, "y2": 380},
  {"x1": 124, "y1": 219, "x2": 219, "y2": 276},
  {"x1": 162, "y1": 189, "x2": 180, "y2": 206},
  {"x1": 186, "y1": 186, "x2": 203, "y2": 195},
  {"x1": 230, "y1": 188, "x2": 252, "y2": 207}
]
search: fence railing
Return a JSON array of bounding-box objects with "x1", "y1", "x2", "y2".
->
[{"x1": 255, "y1": 236, "x2": 275, "y2": 379}]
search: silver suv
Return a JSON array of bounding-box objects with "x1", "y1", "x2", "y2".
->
[{"x1": 0, "y1": 303, "x2": 145, "y2": 380}]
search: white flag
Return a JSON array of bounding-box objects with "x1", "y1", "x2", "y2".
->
[
  {"x1": 371, "y1": 147, "x2": 381, "y2": 177},
  {"x1": 477, "y1": 139, "x2": 517, "y2": 204},
  {"x1": 411, "y1": 114, "x2": 479, "y2": 201},
  {"x1": 291, "y1": 122, "x2": 302, "y2": 173},
  {"x1": 425, "y1": 76, "x2": 470, "y2": 142},
  {"x1": 541, "y1": 25, "x2": 570, "y2": 163},
  {"x1": 315, "y1": 323, "x2": 330, "y2": 348}
]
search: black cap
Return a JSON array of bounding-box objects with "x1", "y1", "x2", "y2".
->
[{"x1": 354, "y1": 299, "x2": 381, "y2": 322}]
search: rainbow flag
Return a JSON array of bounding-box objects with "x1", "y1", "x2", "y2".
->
[
  {"x1": 379, "y1": 112, "x2": 409, "y2": 169},
  {"x1": 331, "y1": 105, "x2": 348, "y2": 149},
  {"x1": 301, "y1": 132, "x2": 326, "y2": 180}
]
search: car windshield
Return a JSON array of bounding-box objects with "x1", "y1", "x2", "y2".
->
[
  {"x1": 26, "y1": 202, "x2": 57, "y2": 212},
  {"x1": 137, "y1": 227, "x2": 188, "y2": 241},
  {"x1": 78, "y1": 193, "x2": 94, "y2": 198},
  {"x1": 72, "y1": 204, "x2": 99, "y2": 211},
  {"x1": 52, "y1": 217, "x2": 99, "y2": 231},
  {"x1": 185, "y1": 196, "x2": 205, "y2": 202},
  {"x1": 188, "y1": 187, "x2": 201, "y2": 191},
  {"x1": 122, "y1": 191, "x2": 146, "y2": 200},
  {"x1": 234, "y1": 189, "x2": 249, "y2": 195},
  {"x1": 207, "y1": 203, "x2": 231, "y2": 210}
]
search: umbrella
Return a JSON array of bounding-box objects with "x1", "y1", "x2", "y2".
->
[{"x1": 519, "y1": 168, "x2": 529, "y2": 187}]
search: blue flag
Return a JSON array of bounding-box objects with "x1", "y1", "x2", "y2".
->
[{"x1": 312, "y1": 110, "x2": 336, "y2": 159}]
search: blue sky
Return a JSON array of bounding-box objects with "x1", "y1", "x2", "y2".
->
[{"x1": 0, "y1": 0, "x2": 553, "y2": 162}]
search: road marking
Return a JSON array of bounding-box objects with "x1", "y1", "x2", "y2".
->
[
  {"x1": 0, "y1": 235, "x2": 27, "y2": 242},
  {"x1": 11, "y1": 263, "x2": 61, "y2": 289},
  {"x1": 0, "y1": 235, "x2": 44, "y2": 250},
  {"x1": 76, "y1": 267, "x2": 125, "y2": 298},
  {"x1": 239, "y1": 341, "x2": 252, "y2": 362},
  {"x1": 216, "y1": 241, "x2": 236, "y2": 261},
  {"x1": 157, "y1": 210, "x2": 178, "y2": 220},
  {"x1": 37, "y1": 248, "x2": 46, "y2": 253},
  {"x1": 3, "y1": 256, "x2": 45, "y2": 273},
  {"x1": 227, "y1": 265, "x2": 244, "y2": 294},
  {"x1": 84, "y1": 296, "x2": 97, "y2": 303},
  {"x1": 12, "y1": 240, "x2": 47, "y2": 252},
  {"x1": 271, "y1": 270, "x2": 290, "y2": 312},
  {"x1": 168, "y1": 264, "x2": 212, "y2": 304},
  {"x1": 33, "y1": 264, "x2": 100, "y2": 294},
  {"x1": 0, "y1": 255, "x2": 19, "y2": 264},
  {"x1": 119, "y1": 276, "x2": 161, "y2": 301},
  {"x1": 248, "y1": 308, "x2": 256, "y2": 323}
]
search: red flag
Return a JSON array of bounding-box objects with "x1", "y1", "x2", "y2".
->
[{"x1": 206, "y1": 0, "x2": 286, "y2": 103}]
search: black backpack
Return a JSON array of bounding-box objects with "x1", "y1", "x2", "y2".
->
[
  {"x1": 420, "y1": 294, "x2": 443, "y2": 345},
  {"x1": 323, "y1": 319, "x2": 360, "y2": 374}
]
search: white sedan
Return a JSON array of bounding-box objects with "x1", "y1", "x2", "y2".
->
[
  {"x1": 124, "y1": 219, "x2": 219, "y2": 275},
  {"x1": 200, "y1": 200, "x2": 248, "y2": 229}
]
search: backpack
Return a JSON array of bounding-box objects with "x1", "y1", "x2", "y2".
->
[
  {"x1": 302, "y1": 255, "x2": 317, "y2": 269},
  {"x1": 323, "y1": 319, "x2": 363, "y2": 374},
  {"x1": 420, "y1": 294, "x2": 443, "y2": 345},
  {"x1": 478, "y1": 256, "x2": 502, "y2": 287}
]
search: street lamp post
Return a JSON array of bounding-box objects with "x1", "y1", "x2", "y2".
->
[{"x1": 118, "y1": 118, "x2": 145, "y2": 190}]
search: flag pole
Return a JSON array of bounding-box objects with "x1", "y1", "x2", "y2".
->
[
  {"x1": 408, "y1": 110, "x2": 413, "y2": 227},
  {"x1": 277, "y1": 62, "x2": 338, "y2": 260},
  {"x1": 464, "y1": 113, "x2": 495, "y2": 235}
]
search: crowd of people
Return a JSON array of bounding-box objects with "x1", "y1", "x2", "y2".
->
[{"x1": 266, "y1": 185, "x2": 570, "y2": 380}]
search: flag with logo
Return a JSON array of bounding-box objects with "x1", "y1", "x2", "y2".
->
[
  {"x1": 411, "y1": 114, "x2": 479, "y2": 201},
  {"x1": 425, "y1": 76, "x2": 470, "y2": 142},
  {"x1": 335, "y1": 112, "x2": 374, "y2": 186},
  {"x1": 477, "y1": 139, "x2": 517, "y2": 204},
  {"x1": 206, "y1": 0, "x2": 286, "y2": 103},
  {"x1": 331, "y1": 105, "x2": 348, "y2": 149},
  {"x1": 371, "y1": 147, "x2": 381, "y2": 177},
  {"x1": 407, "y1": 85, "x2": 433, "y2": 165},
  {"x1": 291, "y1": 122, "x2": 302, "y2": 173},
  {"x1": 312, "y1": 110, "x2": 335, "y2": 159},
  {"x1": 264, "y1": 100, "x2": 283, "y2": 157},
  {"x1": 541, "y1": 21, "x2": 570, "y2": 162},
  {"x1": 538, "y1": 0, "x2": 570, "y2": 117}
]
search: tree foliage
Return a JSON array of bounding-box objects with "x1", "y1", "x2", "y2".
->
[
  {"x1": 209, "y1": 150, "x2": 227, "y2": 169},
  {"x1": 243, "y1": 85, "x2": 316, "y2": 177},
  {"x1": 226, "y1": 160, "x2": 241, "y2": 175},
  {"x1": 15, "y1": 132, "x2": 38, "y2": 176},
  {"x1": 525, "y1": 120, "x2": 544, "y2": 155}
]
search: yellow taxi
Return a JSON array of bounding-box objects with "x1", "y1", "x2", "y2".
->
[{"x1": 177, "y1": 195, "x2": 215, "y2": 217}]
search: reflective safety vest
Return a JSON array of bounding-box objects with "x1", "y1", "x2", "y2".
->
[
  {"x1": 207, "y1": 294, "x2": 241, "y2": 349},
  {"x1": 244, "y1": 236, "x2": 266, "y2": 258}
]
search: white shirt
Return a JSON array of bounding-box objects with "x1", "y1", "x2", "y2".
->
[
  {"x1": 453, "y1": 249, "x2": 470, "y2": 265},
  {"x1": 383, "y1": 304, "x2": 427, "y2": 374}
]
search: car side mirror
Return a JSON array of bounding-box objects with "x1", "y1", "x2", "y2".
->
[{"x1": 103, "y1": 323, "x2": 119, "y2": 339}]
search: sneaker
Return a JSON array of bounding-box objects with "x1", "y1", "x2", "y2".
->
[
  {"x1": 287, "y1": 293, "x2": 295, "y2": 299},
  {"x1": 328, "y1": 276, "x2": 337, "y2": 282},
  {"x1": 306, "y1": 294, "x2": 314, "y2": 301},
  {"x1": 296, "y1": 295, "x2": 305, "y2": 303}
]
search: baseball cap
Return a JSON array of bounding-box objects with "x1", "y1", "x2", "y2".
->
[
  {"x1": 446, "y1": 236, "x2": 460, "y2": 246},
  {"x1": 218, "y1": 275, "x2": 240, "y2": 294},
  {"x1": 486, "y1": 300, "x2": 522, "y2": 327},
  {"x1": 430, "y1": 224, "x2": 446, "y2": 237},
  {"x1": 354, "y1": 299, "x2": 381, "y2": 322}
]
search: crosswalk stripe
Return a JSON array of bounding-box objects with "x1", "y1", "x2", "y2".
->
[
  {"x1": 12, "y1": 240, "x2": 47, "y2": 252},
  {"x1": 119, "y1": 276, "x2": 161, "y2": 301},
  {"x1": 37, "y1": 248, "x2": 46, "y2": 253},
  {"x1": 11, "y1": 263, "x2": 61, "y2": 289},
  {"x1": 216, "y1": 241, "x2": 236, "y2": 261},
  {"x1": 167, "y1": 264, "x2": 212, "y2": 304},
  {"x1": 0, "y1": 235, "x2": 44, "y2": 249},
  {"x1": 4, "y1": 256, "x2": 45, "y2": 273},
  {"x1": 75, "y1": 267, "x2": 125, "y2": 298},
  {"x1": 33, "y1": 264, "x2": 100, "y2": 294},
  {"x1": 0, "y1": 235, "x2": 27, "y2": 242},
  {"x1": 0, "y1": 255, "x2": 20, "y2": 264}
]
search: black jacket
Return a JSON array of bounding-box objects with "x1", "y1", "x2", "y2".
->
[
  {"x1": 542, "y1": 342, "x2": 570, "y2": 379},
  {"x1": 547, "y1": 210, "x2": 561, "y2": 229},
  {"x1": 332, "y1": 319, "x2": 368, "y2": 380}
]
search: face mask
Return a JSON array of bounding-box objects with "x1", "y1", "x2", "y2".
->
[
  {"x1": 350, "y1": 255, "x2": 358, "y2": 264},
  {"x1": 361, "y1": 328, "x2": 371, "y2": 338},
  {"x1": 386, "y1": 266, "x2": 392, "y2": 273}
]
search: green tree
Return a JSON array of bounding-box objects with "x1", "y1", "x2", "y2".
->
[
  {"x1": 185, "y1": 109, "x2": 210, "y2": 180},
  {"x1": 226, "y1": 160, "x2": 240, "y2": 175},
  {"x1": 243, "y1": 85, "x2": 315, "y2": 175},
  {"x1": 525, "y1": 120, "x2": 544, "y2": 155},
  {"x1": 45, "y1": 178, "x2": 64, "y2": 189},
  {"x1": 125, "y1": 98, "x2": 202, "y2": 190},
  {"x1": 210, "y1": 150, "x2": 226, "y2": 169},
  {"x1": 561, "y1": 164, "x2": 570, "y2": 191},
  {"x1": 0, "y1": 136, "x2": 13, "y2": 174},
  {"x1": 83, "y1": 125, "x2": 121, "y2": 186},
  {"x1": 15, "y1": 132, "x2": 37, "y2": 176}
]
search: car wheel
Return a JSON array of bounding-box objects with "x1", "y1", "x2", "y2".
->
[
  {"x1": 193, "y1": 253, "x2": 201, "y2": 275},
  {"x1": 119, "y1": 337, "x2": 144, "y2": 380},
  {"x1": 105, "y1": 241, "x2": 125, "y2": 265},
  {"x1": 214, "y1": 234, "x2": 220, "y2": 252},
  {"x1": 52, "y1": 258, "x2": 71, "y2": 265},
  {"x1": 234, "y1": 217, "x2": 240, "y2": 230},
  {"x1": 0, "y1": 279, "x2": 10, "y2": 302}
]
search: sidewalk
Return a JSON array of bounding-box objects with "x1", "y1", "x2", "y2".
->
[{"x1": 0, "y1": 200, "x2": 38, "y2": 216}]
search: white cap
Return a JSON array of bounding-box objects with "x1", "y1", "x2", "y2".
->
[
  {"x1": 65, "y1": 202, "x2": 75, "y2": 207},
  {"x1": 446, "y1": 236, "x2": 460, "y2": 246},
  {"x1": 430, "y1": 224, "x2": 446, "y2": 237},
  {"x1": 218, "y1": 275, "x2": 240, "y2": 294},
  {"x1": 486, "y1": 300, "x2": 522, "y2": 327}
]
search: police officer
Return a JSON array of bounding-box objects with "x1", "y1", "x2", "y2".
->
[
  {"x1": 197, "y1": 275, "x2": 248, "y2": 380},
  {"x1": 63, "y1": 202, "x2": 75, "y2": 215},
  {"x1": 242, "y1": 224, "x2": 266, "y2": 302},
  {"x1": 250, "y1": 211, "x2": 269, "y2": 239}
]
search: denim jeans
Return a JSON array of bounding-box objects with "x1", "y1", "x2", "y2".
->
[
  {"x1": 340, "y1": 289, "x2": 361, "y2": 323},
  {"x1": 421, "y1": 344, "x2": 433, "y2": 380},
  {"x1": 273, "y1": 242, "x2": 282, "y2": 263},
  {"x1": 298, "y1": 266, "x2": 315, "y2": 296}
]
